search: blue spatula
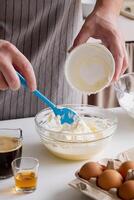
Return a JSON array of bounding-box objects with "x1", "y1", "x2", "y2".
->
[{"x1": 17, "y1": 72, "x2": 79, "y2": 125}]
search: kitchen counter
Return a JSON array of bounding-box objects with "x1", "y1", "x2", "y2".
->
[{"x1": 0, "y1": 107, "x2": 134, "y2": 200}]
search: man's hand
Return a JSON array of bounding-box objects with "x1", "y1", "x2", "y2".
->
[
  {"x1": 0, "y1": 40, "x2": 36, "y2": 91},
  {"x1": 71, "y1": 3, "x2": 128, "y2": 81}
]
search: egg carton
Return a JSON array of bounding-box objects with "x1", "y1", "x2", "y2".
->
[{"x1": 69, "y1": 147, "x2": 134, "y2": 200}]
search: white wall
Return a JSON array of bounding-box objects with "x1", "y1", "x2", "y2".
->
[
  {"x1": 82, "y1": 0, "x2": 96, "y2": 18},
  {"x1": 82, "y1": 0, "x2": 96, "y2": 3}
]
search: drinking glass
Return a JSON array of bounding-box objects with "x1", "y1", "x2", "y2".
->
[{"x1": 12, "y1": 157, "x2": 39, "y2": 193}]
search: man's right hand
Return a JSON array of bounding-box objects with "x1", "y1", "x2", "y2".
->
[{"x1": 0, "y1": 40, "x2": 36, "y2": 91}]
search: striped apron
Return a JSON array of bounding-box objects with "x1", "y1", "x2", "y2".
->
[{"x1": 0, "y1": 0, "x2": 83, "y2": 120}]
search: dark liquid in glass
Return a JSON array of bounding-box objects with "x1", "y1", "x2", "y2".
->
[{"x1": 0, "y1": 136, "x2": 22, "y2": 179}]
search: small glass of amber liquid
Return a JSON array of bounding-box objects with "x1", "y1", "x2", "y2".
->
[{"x1": 12, "y1": 157, "x2": 39, "y2": 193}]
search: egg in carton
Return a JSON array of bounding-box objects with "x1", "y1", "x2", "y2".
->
[{"x1": 69, "y1": 147, "x2": 134, "y2": 200}]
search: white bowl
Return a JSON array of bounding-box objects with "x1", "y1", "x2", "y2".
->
[{"x1": 65, "y1": 43, "x2": 115, "y2": 95}]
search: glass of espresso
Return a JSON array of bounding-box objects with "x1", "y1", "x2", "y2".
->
[{"x1": 0, "y1": 129, "x2": 22, "y2": 179}]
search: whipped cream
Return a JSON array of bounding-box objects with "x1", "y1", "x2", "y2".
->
[
  {"x1": 46, "y1": 114, "x2": 92, "y2": 134},
  {"x1": 45, "y1": 113, "x2": 112, "y2": 136}
]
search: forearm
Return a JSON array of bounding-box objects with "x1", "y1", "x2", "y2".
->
[{"x1": 94, "y1": 0, "x2": 123, "y2": 17}]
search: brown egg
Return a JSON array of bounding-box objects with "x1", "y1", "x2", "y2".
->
[
  {"x1": 119, "y1": 161, "x2": 134, "y2": 178},
  {"x1": 97, "y1": 169, "x2": 123, "y2": 190},
  {"x1": 79, "y1": 162, "x2": 103, "y2": 180},
  {"x1": 118, "y1": 180, "x2": 134, "y2": 200}
]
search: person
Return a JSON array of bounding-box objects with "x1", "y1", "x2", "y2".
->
[{"x1": 0, "y1": 0, "x2": 128, "y2": 120}]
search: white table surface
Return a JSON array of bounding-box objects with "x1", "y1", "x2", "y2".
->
[{"x1": 0, "y1": 107, "x2": 134, "y2": 200}]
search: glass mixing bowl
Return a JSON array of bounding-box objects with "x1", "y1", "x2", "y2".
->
[
  {"x1": 34, "y1": 105, "x2": 117, "y2": 160},
  {"x1": 115, "y1": 73, "x2": 134, "y2": 118}
]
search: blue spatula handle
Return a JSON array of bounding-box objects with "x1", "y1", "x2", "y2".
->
[{"x1": 17, "y1": 72, "x2": 57, "y2": 112}]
